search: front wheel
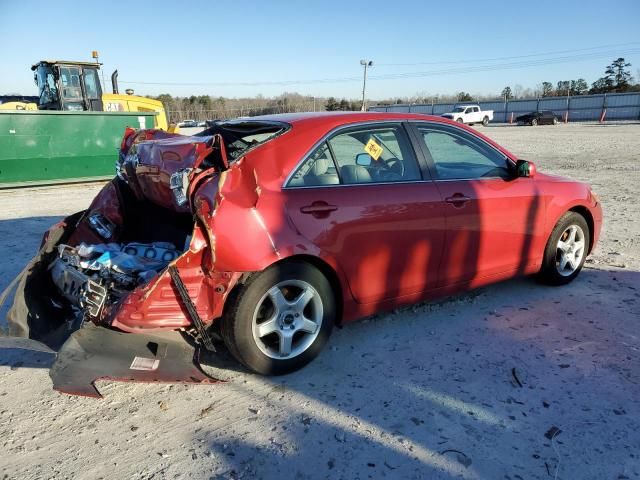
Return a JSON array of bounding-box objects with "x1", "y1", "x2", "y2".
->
[
  {"x1": 553, "y1": 117, "x2": 558, "y2": 125},
  {"x1": 482, "y1": 116, "x2": 489, "y2": 126},
  {"x1": 531, "y1": 118, "x2": 538, "y2": 126},
  {"x1": 456, "y1": 118, "x2": 464, "y2": 123},
  {"x1": 220, "y1": 261, "x2": 335, "y2": 375},
  {"x1": 538, "y1": 212, "x2": 590, "y2": 285}
]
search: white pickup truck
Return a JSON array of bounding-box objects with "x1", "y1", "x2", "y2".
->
[{"x1": 441, "y1": 105, "x2": 494, "y2": 126}]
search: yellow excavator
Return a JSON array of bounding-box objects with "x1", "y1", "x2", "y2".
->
[{"x1": 0, "y1": 60, "x2": 170, "y2": 130}]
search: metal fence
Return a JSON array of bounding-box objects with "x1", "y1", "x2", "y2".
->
[
  {"x1": 369, "y1": 92, "x2": 640, "y2": 123},
  {"x1": 166, "y1": 102, "x2": 318, "y2": 124}
]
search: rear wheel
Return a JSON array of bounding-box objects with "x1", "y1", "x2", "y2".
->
[
  {"x1": 220, "y1": 261, "x2": 335, "y2": 375},
  {"x1": 553, "y1": 117, "x2": 558, "y2": 125},
  {"x1": 482, "y1": 116, "x2": 489, "y2": 126},
  {"x1": 531, "y1": 118, "x2": 538, "y2": 126},
  {"x1": 456, "y1": 118, "x2": 464, "y2": 123},
  {"x1": 538, "y1": 212, "x2": 590, "y2": 285}
]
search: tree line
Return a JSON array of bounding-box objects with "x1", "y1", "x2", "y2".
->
[{"x1": 500, "y1": 58, "x2": 638, "y2": 100}]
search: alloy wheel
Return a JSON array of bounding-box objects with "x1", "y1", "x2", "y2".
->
[
  {"x1": 556, "y1": 224, "x2": 586, "y2": 276},
  {"x1": 251, "y1": 280, "x2": 323, "y2": 359}
]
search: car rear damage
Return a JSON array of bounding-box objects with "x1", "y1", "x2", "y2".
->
[{"x1": 1, "y1": 120, "x2": 289, "y2": 397}]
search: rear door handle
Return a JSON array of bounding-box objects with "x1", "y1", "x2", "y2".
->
[
  {"x1": 300, "y1": 202, "x2": 338, "y2": 214},
  {"x1": 445, "y1": 194, "x2": 471, "y2": 207}
]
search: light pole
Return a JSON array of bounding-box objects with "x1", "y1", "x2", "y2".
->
[{"x1": 360, "y1": 59, "x2": 373, "y2": 111}]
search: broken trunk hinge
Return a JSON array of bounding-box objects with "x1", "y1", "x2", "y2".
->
[{"x1": 168, "y1": 265, "x2": 215, "y2": 352}]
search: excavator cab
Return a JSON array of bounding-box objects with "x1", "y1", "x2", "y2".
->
[{"x1": 32, "y1": 61, "x2": 104, "y2": 111}]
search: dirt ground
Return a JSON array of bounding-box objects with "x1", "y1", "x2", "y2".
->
[{"x1": 0, "y1": 123, "x2": 639, "y2": 480}]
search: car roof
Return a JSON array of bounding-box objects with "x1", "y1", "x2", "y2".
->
[{"x1": 245, "y1": 111, "x2": 451, "y2": 129}]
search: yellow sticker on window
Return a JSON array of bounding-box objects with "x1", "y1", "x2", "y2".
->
[{"x1": 364, "y1": 138, "x2": 384, "y2": 160}]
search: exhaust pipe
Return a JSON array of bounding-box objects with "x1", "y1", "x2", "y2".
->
[{"x1": 111, "y1": 70, "x2": 119, "y2": 94}]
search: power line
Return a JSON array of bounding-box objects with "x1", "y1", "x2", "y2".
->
[
  {"x1": 374, "y1": 41, "x2": 640, "y2": 66},
  {"x1": 118, "y1": 47, "x2": 640, "y2": 88},
  {"x1": 365, "y1": 49, "x2": 640, "y2": 81}
]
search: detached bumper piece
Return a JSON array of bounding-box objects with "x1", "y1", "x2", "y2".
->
[{"x1": 50, "y1": 323, "x2": 220, "y2": 398}]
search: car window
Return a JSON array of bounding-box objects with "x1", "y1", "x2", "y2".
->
[
  {"x1": 417, "y1": 125, "x2": 511, "y2": 180},
  {"x1": 287, "y1": 142, "x2": 339, "y2": 187},
  {"x1": 327, "y1": 125, "x2": 421, "y2": 184}
]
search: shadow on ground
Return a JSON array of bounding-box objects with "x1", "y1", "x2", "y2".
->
[{"x1": 195, "y1": 268, "x2": 640, "y2": 479}]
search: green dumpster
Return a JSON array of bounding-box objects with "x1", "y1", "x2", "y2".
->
[{"x1": 0, "y1": 110, "x2": 157, "y2": 187}]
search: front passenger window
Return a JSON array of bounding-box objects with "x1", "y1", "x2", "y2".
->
[{"x1": 418, "y1": 126, "x2": 511, "y2": 180}]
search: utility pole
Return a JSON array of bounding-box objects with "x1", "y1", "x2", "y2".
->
[{"x1": 360, "y1": 59, "x2": 373, "y2": 111}]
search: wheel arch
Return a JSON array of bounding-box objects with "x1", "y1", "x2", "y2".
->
[
  {"x1": 277, "y1": 254, "x2": 345, "y2": 326},
  {"x1": 568, "y1": 205, "x2": 595, "y2": 254}
]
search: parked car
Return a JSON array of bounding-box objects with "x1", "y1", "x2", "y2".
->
[
  {"x1": 441, "y1": 104, "x2": 494, "y2": 125},
  {"x1": 6, "y1": 112, "x2": 602, "y2": 393},
  {"x1": 516, "y1": 110, "x2": 561, "y2": 126},
  {"x1": 178, "y1": 119, "x2": 198, "y2": 127}
]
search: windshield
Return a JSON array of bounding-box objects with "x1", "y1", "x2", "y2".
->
[
  {"x1": 197, "y1": 120, "x2": 289, "y2": 160},
  {"x1": 34, "y1": 64, "x2": 58, "y2": 105},
  {"x1": 452, "y1": 107, "x2": 466, "y2": 112}
]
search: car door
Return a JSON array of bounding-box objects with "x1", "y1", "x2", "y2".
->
[
  {"x1": 284, "y1": 122, "x2": 446, "y2": 304},
  {"x1": 472, "y1": 106, "x2": 482, "y2": 123},
  {"x1": 542, "y1": 111, "x2": 553, "y2": 124},
  {"x1": 410, "y1": 121, "x2": 547, "y2": 286}
]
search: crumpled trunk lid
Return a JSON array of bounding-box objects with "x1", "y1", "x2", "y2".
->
[{"x1": 117, "y1": 128, "x2": 224, "y2": 212}]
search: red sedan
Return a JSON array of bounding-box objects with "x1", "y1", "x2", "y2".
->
[{"x1": 6, "y1": 112, "x2": 602, "y2": 388}]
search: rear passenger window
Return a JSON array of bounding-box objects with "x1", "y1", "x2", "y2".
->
[
  {"x1": 287, "y1": 142, "x2": 339, "y2": 187},
  {"x1": 287, "y1": 124, "x2": 423, "y2": 187},
  {"x1": 327, "y1": 125, "x2": 421, "y2": 184}
]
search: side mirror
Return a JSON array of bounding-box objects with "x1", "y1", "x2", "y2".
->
[
  {"x1": 516, "y1": 159, "x2": 536, "y2": 178},
  {"x1": 355, "y1": 153, "x2": 372, "y2": 166}
]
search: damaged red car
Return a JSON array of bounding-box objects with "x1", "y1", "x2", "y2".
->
[{"x1": 4, "y1": 112, "x2": 602, "y2": 396}]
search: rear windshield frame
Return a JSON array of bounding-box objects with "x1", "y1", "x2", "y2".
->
[{"x1": 197, "y1": 120, "x2": 291, "y2": 161}]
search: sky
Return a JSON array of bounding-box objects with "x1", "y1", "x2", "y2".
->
[{"x1": 1, "y1": 0, "x2": 639, "y2": 100}]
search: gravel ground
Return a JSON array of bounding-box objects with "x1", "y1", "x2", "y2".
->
[{"x1": 0, "y1": 123, "x2": 639, "y2": 480}]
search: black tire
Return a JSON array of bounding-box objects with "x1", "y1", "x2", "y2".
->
[
  {"x1": 456, "y1": 118, "x2": 464, "y2": 123},
  {"x1": 531, "y1": 118, "x2": 538, "y2": 126},
  {"x1": 220, "y1": 261, "x2": 335, "y2": 375},
  {"x1": 538, "y1": 212, "x2": 590, "y2": 286},
  {"x1": 482, "y1": 116, "x2": 489, "y2": 126},
  {"x1": 468, "y1": 123, "x2": 474, "y2": 126}
]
